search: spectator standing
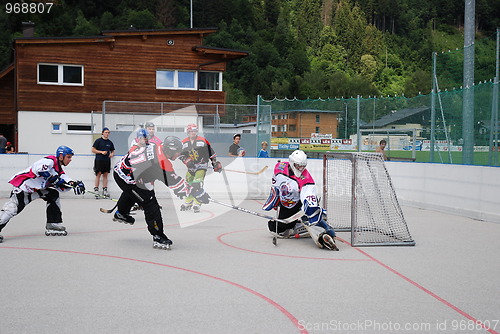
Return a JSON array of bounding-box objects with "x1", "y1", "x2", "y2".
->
[
  {"x1": 92, "y1": 128, "x2": 115, "y2": 198},
  {"x1": 0, "y1": 133, "x2": 7, "y2": 154},
  {"x1": 5, "y1": 142, "x2": 15, "y2": 153},
  {"x1": 375, "y1": 139, "x2": 388, "y2": 160},
  {"x1": 258, "y1": 141, "x2": 269, "y2": 158},
  {"x1": 228, "y1": 133, "x2": 245, "y2": 157}
]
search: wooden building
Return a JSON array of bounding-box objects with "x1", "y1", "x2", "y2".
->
[
  {"x1": 0, "y1": 26, "x2": 248, "y2": 151},
  {"x1": 271, "y1": 109, "x2": 340, "y2": 138}
]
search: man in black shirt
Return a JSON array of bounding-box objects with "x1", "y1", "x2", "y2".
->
[
  {"x1": 92, "y1": 128, "x2": 115, "y2": 198},
  {"x1": 228, "y1": 133, "x2": 245, "y2": 157}
]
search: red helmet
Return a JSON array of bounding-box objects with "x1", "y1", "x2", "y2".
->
[{"x1": 186, "y1": 123, "x2": 198, "y2": 133}]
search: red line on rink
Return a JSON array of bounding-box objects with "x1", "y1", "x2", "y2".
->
[
  {"x1": 218, "y1": 229, "x2": 370, "y2": 261},
  {"x1": 351, "y1": 245, "x2": 499, "y2": 334},
  {"x1": 0, "y1": 246, "x2": 308, "y2": 334}
]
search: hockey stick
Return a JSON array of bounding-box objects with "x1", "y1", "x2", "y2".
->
[
  {"x1": 84, "y1": 190, "x2": 119, "y2": 214},
  {"x1": 99, "y1": 203, "x2": 118, "y2": 214},
  {"x1": 86, "y1": 190, "x2": 118, "y2": 202},
  {"x1": 223, "y1": 165, "x2": 268, "y2": 175},
  {"x1": 209, "y1": 198, "x2": 305, "y2": 247},
  {"x1": 209, "y1": 198, "x2": 292, "y2": 223}
]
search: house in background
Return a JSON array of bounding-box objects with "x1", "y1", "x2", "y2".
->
[
  {"x1": 0, "y1": 24, "x2": 248, "y2": 154},
  {"x1": 271, "y1": 109, "x2": 341, "y2": 138}
]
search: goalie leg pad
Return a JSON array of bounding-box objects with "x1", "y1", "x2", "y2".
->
[
  {"x1": 306, "y1": 225, "x2": 328, "y2": 249},
  {"x1": 292, "y1": 222, "x2": 310, "y2": 238},
  {"x1": 268, "y1": 220, "x2": 295, "y2": 238}
]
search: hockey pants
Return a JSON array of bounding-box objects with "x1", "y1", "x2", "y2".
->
[
  {"x1": 0, "y1": 187, "x2": 63, "y2": 232},
  {"x1": 184, "y1": 169, "x2": 206, "y2": 206},
  {"x1": 113, "y1": 172, "x2": 165, "y2": 237}
]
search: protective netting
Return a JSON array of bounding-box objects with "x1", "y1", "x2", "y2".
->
[
  {"x1": 323, "y1": 152, "x2": 415, "y2": 246},
  {"x1": 258, "y1": 31, "x2": 499, "y2": 166}
]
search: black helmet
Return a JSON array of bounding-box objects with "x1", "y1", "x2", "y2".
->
[
  {"x1": 144, "y1": 121, "x2": 155, "y2": 129},
  {"x1": 162, "y1": 136, "x2": 183, "y2": 156}
]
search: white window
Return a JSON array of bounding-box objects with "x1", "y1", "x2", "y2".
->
[
  {"x1": 156, "y1": 70, "x2": 196, "y2": 90},
  {"x1": 51, "y1": 122, "x2": 62, "y2": 134},
  {"x1": 38, "y1": 63, "x2": 84, "y2": 86},
  {"x1": 156, "y1": 70, "x2": 222, "y2": 91}
]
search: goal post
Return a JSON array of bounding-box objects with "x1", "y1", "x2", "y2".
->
[{"x1": 323, "y1": 152, "x2": 415, "y2": 247}]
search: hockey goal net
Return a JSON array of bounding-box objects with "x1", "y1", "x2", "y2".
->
[{"x1": 323, "y1": 152, "x2": 415, "y2": 246}]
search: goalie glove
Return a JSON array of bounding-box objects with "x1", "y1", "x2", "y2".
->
[
  {"x1": 212, "y1": 160, "x2": 222, "y2": 173},
  {"x1": 263, "y1": 187, "x2": 280, "y2": 211},
  {"x1": 69, "y1": 180, "x2": 85, "y2": 195},
  {"x1": 191, "y1": 183, "x2": 210, "y2": 204}
]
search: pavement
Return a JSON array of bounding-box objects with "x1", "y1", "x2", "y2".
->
[{"x1": 1, "y1": 196, "x2": 499, "y2": 334}]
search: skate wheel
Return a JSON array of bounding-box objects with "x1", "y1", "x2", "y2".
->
[
  {"x1": 62, "y1": 231, "x2": 68, "y2": 236},
  {"x1": 45, "y1": 231, "x2": 50, "y2": 236}
]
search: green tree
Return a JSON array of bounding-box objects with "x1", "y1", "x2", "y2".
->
[
  {"x1": 296, "y1": 0, "x2": 323, "y2": 48},
  {"x1": 72, "y1": 11, "x2": 100, "y2": 36},
  {"x1": 332, "y1": 0, "x2": 367, "y2": 73}
]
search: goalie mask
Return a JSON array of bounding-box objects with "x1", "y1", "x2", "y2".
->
[{"x1": 289, "y1": 150, "x2": 307, "y2": 177}]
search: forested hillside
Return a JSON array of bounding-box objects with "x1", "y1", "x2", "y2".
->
[{"x1": 1, "y1": 0, "x2": 499, "y2": 103}]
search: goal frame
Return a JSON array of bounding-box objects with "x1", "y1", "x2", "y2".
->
[{"x1": 323, "y1": 152, "x2": 415, "y2": 247}]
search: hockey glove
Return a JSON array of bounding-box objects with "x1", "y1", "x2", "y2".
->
[
  {"x1": 191, "y1": 184, "x2": 210, "y2": 204},
  {"x1": 170, "y1": 178, "x2": 190, "y2": 199},
  {"x1": 212, "y1": 160, "x2": 222, "y2": 173},
  {"x1": 69, "y1": 180, "x2": 86, "y2": 195},
  {"x1": 46, "y1": 174, "x2": 67, "y2": 188}
]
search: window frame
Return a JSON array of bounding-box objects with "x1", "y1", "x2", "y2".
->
[
  {"x1": 156, "y1": 69, "x2": 197, "y2": 90},
  {"x1": 156, "y1": 69, "x2": 222, "y2": 91},
  {"x1": 37, "y1": 63, "x2": 84, "y2": 86},
  {"x1": 198, "y1": 71, "x2": 222, "y2": 91},
  {"x1": 67, "y1": 123, "x2": 93, "y2": 134}
]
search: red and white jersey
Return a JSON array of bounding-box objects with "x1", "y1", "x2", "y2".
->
[
  {"x1": 114, "y1": 143, "x2": 183, "y2": 191},
  {"x1": 8, "y1": 156, "x2": 72, "y2": 194},
  {"x1": 271, "y1": 161, "x2": 318, "y2": 209}
]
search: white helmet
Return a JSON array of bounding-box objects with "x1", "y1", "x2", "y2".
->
[{"x1": 289, "y1": 150, "x2": 307, "y2": 177}]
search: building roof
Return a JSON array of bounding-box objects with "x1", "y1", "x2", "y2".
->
[
  {"x1": 193, "y1": 46, "x2": 249, "y2": 60},
  {"x1": 361, "y1": 106, "x2": 430, "y2": 128},
  {"x1": 13, "y1": 28, "x2": 248, "y2": 59},
  {"x1": 0, "y1": 63, "x2": 14, "y2": 79},
  {"x1": 205, "y1": 122, "x2": 257, "y2": 129},
  {"x1": 274, "y1": 109, "x2": 342, "y2": 114}
]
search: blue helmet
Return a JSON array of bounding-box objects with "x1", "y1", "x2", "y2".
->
[
  {"x1": 56, "y1": 145, "x2": 74, "y2": 158},
  {"x1": 136, "y1": 128, "x2": 148, "y2": 140}
]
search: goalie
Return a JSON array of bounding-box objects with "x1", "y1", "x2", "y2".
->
[{"x1": 263, "y1": 150, "x2": 338, "y2": 251}]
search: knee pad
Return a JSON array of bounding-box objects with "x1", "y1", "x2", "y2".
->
[{"x1": 1, "y1": 200, "x2": 18, "y2": 225}]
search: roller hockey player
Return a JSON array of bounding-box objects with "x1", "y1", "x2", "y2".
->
[
  {"x1": 178, "y1": 123, "x2": 222, "y2": 213},
  {"x1": 113, "y1": 130, "x2": 210, "y2": 250},
  {"x1": 0, "y1": 146, "x2": 85, "y2": 242},
  {"x1": 129, "y1": 121, "x2": 162, "y2": 148},
  {"x1": 262, "y1": 150, "x2": 338, "y2": 251}
]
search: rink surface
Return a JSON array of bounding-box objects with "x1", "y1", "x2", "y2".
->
[{"x1": 1, "y1": 196, "x2": 499, "y2": 334}]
